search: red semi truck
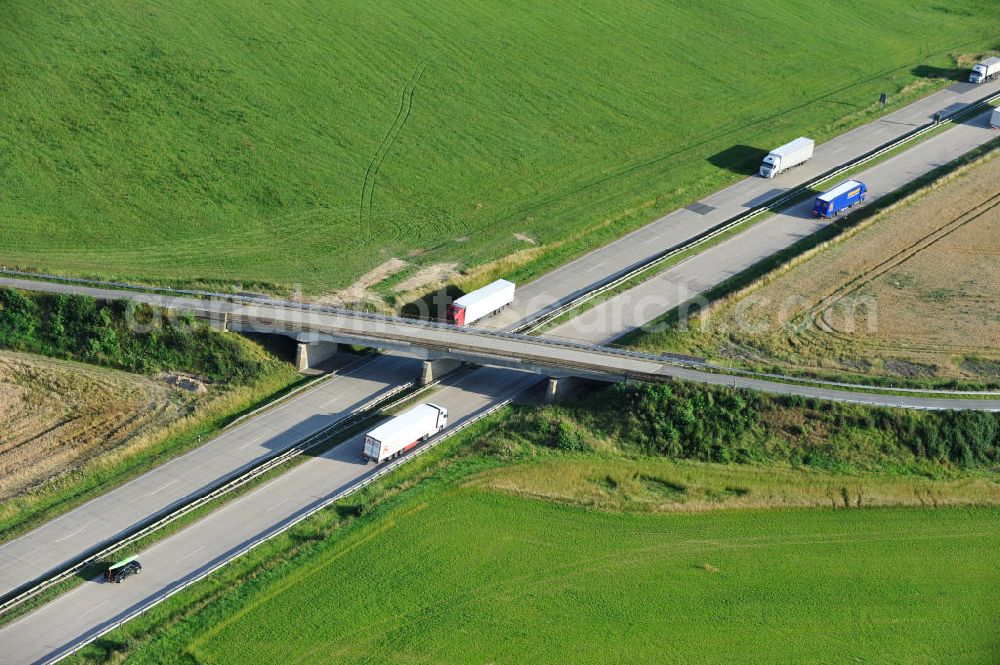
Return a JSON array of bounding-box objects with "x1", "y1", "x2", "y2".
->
[{"x1": 446, "y1": 279, "x2": 515, "y2": 326}]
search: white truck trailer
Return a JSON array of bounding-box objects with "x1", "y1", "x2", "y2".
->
[
  {"x1": 363, "y1": 403, "x2": 448, "y2": 463},
  {"x1": 446, "y1": 279, "x2": 515, "y2": 326},
  {"x1": 990, "y1": 107, "x2": 1000, "y2": 129},
  {"x1": 969, "y1": 57, "x2": 1000, "y2": 84},
  {"x1": 759, "y1": 137, "x2": 814, "y2": 178}
]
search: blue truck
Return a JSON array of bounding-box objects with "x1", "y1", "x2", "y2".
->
[{"x1": 812, "y1": 180, "x2": 867, "y2": 218}]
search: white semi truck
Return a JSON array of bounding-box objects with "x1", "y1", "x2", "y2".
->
[
  {"x1": 363, "y1": 403, "x2": 448, "y2": 463},
  {"x1": 446, "y1": 279, "x2": 515, "y2": 326},
  {"x1": 969, "y1": 57, "x2": 1000, "y2": 84},
  {"x1": 759, "y1": 137, "x2": 814, "y2": 178}
]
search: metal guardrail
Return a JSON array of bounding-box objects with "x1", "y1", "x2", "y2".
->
[
  {"x1": 4, "y1": 274, "x2": 985, "y2": 407},
  {"x1": 0, "y1": 268, "x2": 707, "y2": 369},
  {"x1": 3, "y1": 88, "x2": 998, "y2": 398},
  {"x1": 42, "y1": 395, "x2": 515, "y2": 665}
]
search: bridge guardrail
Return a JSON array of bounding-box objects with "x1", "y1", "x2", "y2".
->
[{"x1": 3, "y1": 87, "x2": 999, "y2": 398}]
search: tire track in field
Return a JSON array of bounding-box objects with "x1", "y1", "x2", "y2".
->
[
  {"x1": 729, "y1": 184, "x2": 1000, "y2": 377},
  {"x1": 328, "y1": 519, "x2": 990, "y2": 659},
  {"x1": 779, "y1": 190, "x2": 1000, "y2": 365},
  {"x1": 807, "y1": 191, "x2": 1000, "y2": 338},
  {"x1": 358, "y1": 56, "x2": 436, "y2": 240}
]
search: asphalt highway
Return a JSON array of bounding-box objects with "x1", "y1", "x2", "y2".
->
[
  {"x1": 0, "y1": 354, "x2": 422, "y2": 602},
  {"x1": 4, "y1": 274, "x2": 999, "y2": 409}
]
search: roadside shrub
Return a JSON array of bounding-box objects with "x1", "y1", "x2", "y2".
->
[
  {"x1": 514, "y1": 381, "x2": 1000, "y2": 473},
  {"x1": 596, "y1": 383, "x2": 762, "y2": 462},
  {"x1": 0, "y1": 288, "x2": 273, "y2": 385},
  {"x1": 0, "y1": 288, "x2": 39, "y2": 343},
  {"x1": 554, "y1": 421, "x2": 588, "y2": 452}
]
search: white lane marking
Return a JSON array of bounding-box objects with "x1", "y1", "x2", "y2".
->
[
  {"x1": 79, "y1": 599, "x2": 112, "y2": 617},
  {"x1": 176, "y1": 545, "x2": 206, "y2": 562},
  {"x1": 149, "y1": 479, "x2": 179, "y2": 495},
  {"x1": 238, "y1": 434, "x2": 266, "y2": 450},
  {"x1": 266, "y1": 497, "x2": 294, "y2": 513},
  {"x1": 54, "y1": 525, "x2": 87, "y2": 543}
]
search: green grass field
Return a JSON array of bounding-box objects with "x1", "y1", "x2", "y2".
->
[
  {"x1": 1, "y1": 1, "x2": 997, "y2": 294},
  {"x1": 142, "y1": 490, "x2": 1000, "y2": 664}
]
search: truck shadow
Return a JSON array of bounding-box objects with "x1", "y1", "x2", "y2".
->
[
  {"x1": 707, "y1": 144, "x2": 768, "y2": 176},
  {"x1": 911, "y1": 64, "x2": 967, "y2": 82},
  {"x1": 742, "y1": 188, "x2": 790, "y2": 209},
  {"x1": 399, "y1": 285, "x2": 463, "y2": 322},
  {"x1": 949, "y1": 104, "x2": 996, "y2": 128},
  {"x1": 792, "y1": 187, "x2": 824, "y2": 219}
]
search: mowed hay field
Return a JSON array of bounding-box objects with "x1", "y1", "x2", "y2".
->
[
  {"x1": 128, "y1": 490, "x2": 1000, "y2": 665},
  {"x1": 631, "y1": 148, "x2": 1000, "y2": 384},
  {"x1": 1, "y1": 2, "x2": 997, "y2": 296},
  {"x1": 0, "y1": 350, "x2": 185, "y2": 503},
  {"x1": 477, "y1": 457, "x2": 1000, "y2": 512}
]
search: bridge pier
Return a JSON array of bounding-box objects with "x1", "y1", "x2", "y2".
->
[
  {"x1": 421, "y1": 357, "x2": 462, "y2": 385},
  {"x1": 544, "y1": 377, "x2": 560, "y2": 404},
  {"x1": 295, "y1": 340, "x2": 340, "y2": 372},
  {"x1": 209, "y1": 311, "x2": 229, "y2": 332}
]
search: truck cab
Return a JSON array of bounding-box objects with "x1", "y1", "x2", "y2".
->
[
  {"x1": 446, "y1": 279, "x2": 515, "y2": 326},
  {"x1": 363, "y1": 403, "x2": 449, "y2": 463},
  {"x1": 969, "y1": 58, "x2": 1000, "y2": 84},
  {"x1": 429, "y1": 403, "x2": 448, "y2": 430},
  {"x1": 759, "y1": 138, "x2": 813, "y2": 179},
  {"x1": 759, "y1": 154, "x2": 781, "y2": 178},
  {"x1": 445, "y1": 303, "x2": 465, "y2": 326},
  {"x1": 812, "y1": 180, "x2": 867, "y2": 218}
]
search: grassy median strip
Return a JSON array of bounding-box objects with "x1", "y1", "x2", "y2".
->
[
  {"x1": 63, "y1": 413, "x2": 500, "y2": 664},
  {"x1": 529, "y1": 99, "x2": 998, "y2": 340},
  {"x1": 0, "y1": 384, "x2": 410, "y2": 630},
  {"x1": 0, "y1": 289, "x2": 315, "y2": 544}
]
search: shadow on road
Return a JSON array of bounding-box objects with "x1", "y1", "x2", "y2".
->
[
  {"x1": 742, "y1": 187, "x2": 789, "y2": 209},
  {"x1": 792, "y1": 187, "x2": 824, "y2": 219},
  {"x1": 75, "y1": 560, "x2": 108, "y2": 583}
]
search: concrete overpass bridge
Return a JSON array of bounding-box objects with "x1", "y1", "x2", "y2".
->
[{"x1": 3, "y1": 276, "x2": 1000, "y2": 411}]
